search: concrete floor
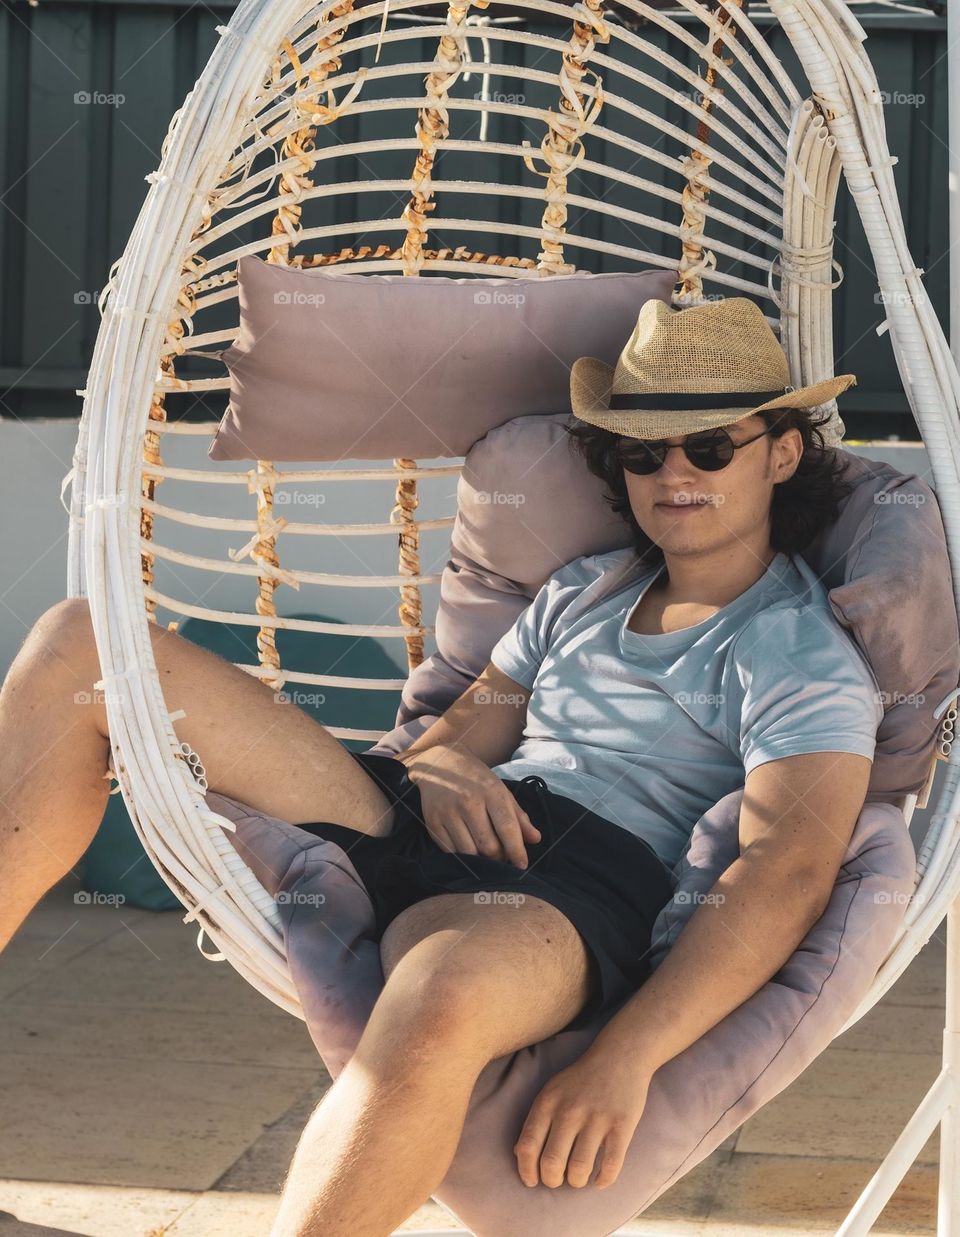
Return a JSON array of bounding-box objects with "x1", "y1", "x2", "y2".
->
[{"x1": 0, "y1": 872, "x2": 946, "y2": 1237}]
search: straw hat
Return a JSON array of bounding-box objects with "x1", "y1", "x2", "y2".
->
[{"x1": 570, "y1": 296, "x2": 856, "y2": 439}]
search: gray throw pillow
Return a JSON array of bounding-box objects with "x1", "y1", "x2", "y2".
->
[{"x1": 208, "y1": 256, "x2": 678, "y2": 461}]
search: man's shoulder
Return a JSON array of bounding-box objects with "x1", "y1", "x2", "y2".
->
[
  {"x1": 734, "y1": 554, "x2": 825, "y2": 631},
  {"x1": 555, "y1": 543, "x2": 637, "y2": 576},
  {"x1": 529, "y1": 546, "x2": 655, "y2": 638},
  {"x1": 731, "y1": 558, "x2": 880, "y2": 696},
  {"x1": 534, "y1": 545, "x2": 623, "y2": 600},
  {"x1": 551, "y1": 545, "x2": 659, "y2": 613},
  {"x1": 556, "y1": 544, "x2": 654, "y2": 591}
]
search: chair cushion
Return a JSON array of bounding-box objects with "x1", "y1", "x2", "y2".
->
[
  {"x1": 367, "y1": 411, "x2": 959, "y2": 803},
  {"x1": 207, "y1": 783, "x2": 916, "y2": 1234},
  {"x1": 208, "y1": 258, "x2": 678, "y2": 461}
]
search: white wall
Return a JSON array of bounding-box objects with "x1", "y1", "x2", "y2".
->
[
  {"x1": 0, "y1": 419, "x2": 78, "y2": 675},
  {"x1": 0, "y1": 417, "x2": 463, "y2": 677}
]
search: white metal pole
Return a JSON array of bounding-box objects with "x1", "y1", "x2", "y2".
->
[{"x1": 937, "y1": 7, "x2": 960, "y2": 1233}]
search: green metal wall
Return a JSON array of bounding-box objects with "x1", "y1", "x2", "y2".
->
[{"x1": 0, "y1": 1, "x2": 949, "y2": 440}]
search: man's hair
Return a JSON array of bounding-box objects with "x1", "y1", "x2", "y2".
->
[{"x1": 562, "y1": 407, "x2": 856, "y2": 569}]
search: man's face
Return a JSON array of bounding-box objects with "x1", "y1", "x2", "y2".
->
[{"x1": 621, "y1": 414, "x2": 802, "y2": 558}]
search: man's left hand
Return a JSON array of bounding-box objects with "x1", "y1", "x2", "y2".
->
[{"x1": 513, "y1": 1048, "x2": 652, "y2": 1189}]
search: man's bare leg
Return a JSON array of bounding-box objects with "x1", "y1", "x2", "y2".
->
[
  {"x1": 270, "y1": 891, "x2": 596, "y2": 1237},
  {"x1": 1, "y1": 598, "x2": 600, "y2": 1235},
  {"x1": 0, "y1": 596, "x2": 402, "y2": 950}
]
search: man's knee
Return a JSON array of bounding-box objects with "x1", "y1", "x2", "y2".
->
[
  {"x1": 377, "y1": 934, "x2": 518, "y2": 1056},
  {"x1": 14, "y1": 597, "x2": 97, "y2": 684}
]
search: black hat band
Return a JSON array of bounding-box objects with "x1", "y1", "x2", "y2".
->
[{"x1": 607, "y1": 387, "x2": 789, "y2": 411}]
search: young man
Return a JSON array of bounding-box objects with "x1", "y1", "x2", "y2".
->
[{"x1": 0, "y1": 297, "x2": 882, "y2": 1236}]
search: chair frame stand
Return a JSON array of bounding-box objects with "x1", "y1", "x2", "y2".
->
[{"x1": 836, "y1": 833, "x2": 960, "y2": 1235}]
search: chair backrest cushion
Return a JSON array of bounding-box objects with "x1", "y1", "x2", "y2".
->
[
  {"x1": 208, "y1": 258, "x2": 678, "y2": 461},
  {"x1": 368, "y1": 411, "x2": 960, "y2": 804}
]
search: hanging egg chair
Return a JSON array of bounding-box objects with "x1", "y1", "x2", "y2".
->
[{"x1": 67, "y1": 0, "x2": 960, "y2": 1230}]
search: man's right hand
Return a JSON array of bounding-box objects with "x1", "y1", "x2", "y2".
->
[{"x1": 398, "y1": 745, "x2": 541, "y2": 869}]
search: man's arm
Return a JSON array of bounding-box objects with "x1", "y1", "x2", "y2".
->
[
  {"x1": 393, "y1": 662, "x2": 531, "y2": 771},
  {"x1": 589, "y1": 749, "x2": 873, "y2": 1071}
]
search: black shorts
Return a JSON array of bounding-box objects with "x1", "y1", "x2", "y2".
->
[{"x1": 296, "y1": 751, "x2": 677, "y2": 1034}]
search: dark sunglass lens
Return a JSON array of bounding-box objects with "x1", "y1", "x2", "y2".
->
[
  {"x1": 619, "y1": 440, "x2": 664, "y2": 474},
  {"x1": 686, "y1": 431, "x2": 733, "y2": 471}
]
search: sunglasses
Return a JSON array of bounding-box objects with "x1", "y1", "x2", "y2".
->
[{"x1": 615, "y1": 425, "x2": 776, "y2": 475}]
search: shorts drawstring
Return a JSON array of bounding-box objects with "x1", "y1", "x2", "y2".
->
[
  {"x1": 517, "y1": 774, "x2": 672, "y2": 886},
  {"x1": 519, "y1": 774, "x2": 554, "y2": 836}
]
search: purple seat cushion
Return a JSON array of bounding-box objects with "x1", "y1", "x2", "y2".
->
[
  {"x1": 208, "y1": 784, "x2": 915, "y2": 1234},
  {"x1": 197, "y1": 411, "x2": 936, "y2": 1230},
  {"x1": 200, "y1": 406, "x2": 946, "y2": 1229},
  {"x1": 366, "y1": 412, "x2": 959, "y2": 804}
]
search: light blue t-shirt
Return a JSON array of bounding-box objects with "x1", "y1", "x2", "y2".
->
[{"x1": 488, "y1": 546, "x2": 884, "y2": 871}]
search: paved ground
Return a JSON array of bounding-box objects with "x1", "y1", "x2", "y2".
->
[{"x1": 0, "y1": 872, "x2": 945, "y2": 1236}]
